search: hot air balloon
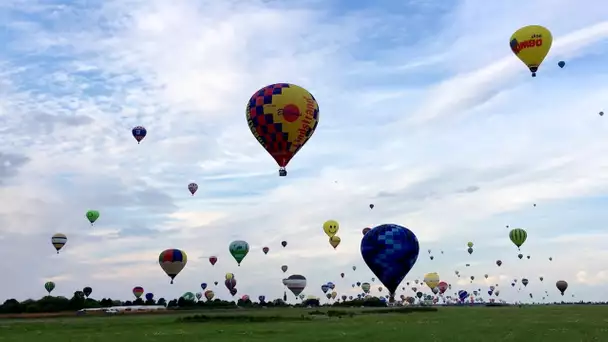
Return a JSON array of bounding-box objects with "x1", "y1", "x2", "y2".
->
[
  {"x1": 230, "y1": 288, "x2": 238, "y2": 296},
  {"x1": 327, "y1": 282, "x2": 336, "y2": 290},
  {"x1": 423, "y1": 272, "x2": 440, "y2": 290},
  {"x1": 361, "y1": 282, "x2": 371, "y2": 293},
  {"x1": 158, "y1": 249, "x2": 187, "y2": 284},
  {"x1": 329, "y1": 236, "x2": 341, "y2": 249},
  {"x1": 44, "y1": 281, "x2": 55, "y2": 294},
  {"x1": 323, "y1": 220, "x2": 339, "y2": 237},
  {"x1": 510, "y1": 25, "x2": 553, "y2": 77},
  {"x1": 204, "y1": 290, "x2": 215, "y2": 301},
  {"x1": 259, "y1": 295, "x2": 266, "y2": 303},
  {"x1": 281, "y1": 265, "x2": 288, "y2": 273},
  {"x1": 352, "y1": 266, "x2": 356, "y2": 271},
  {"x1": 558, "y1": 60, "x2": 565, "y2": 68},
  {"x1": 509, "y1": 228, "x2": 527, "y2": 250},
  {"x1": 209, "y1": 256, "x2": 218, "y2": 266},
  {"x1": 281, "y1": 241, "x2": 287, "y2": 248},
  {"x1": 549, "y1": 257, "x2": 553, "y2": 261},
  {"x1": 82, "y1": 287, "x2": 92, "y2": 298},
  {"x1": 201, "y1": 283, "x2": 207, "y2": 290},
  {"x1": 246, "y1": 83, "x2": 320, "y2": 176},
  {"x1": 145, "y1": 293, "x2": 154, "y2": 301},
  {"x1": 362, "y1": 227, "x2": 371, "y2": 235},
  {"x1": 283, "y1": 275, "x2": 307, "y2": 297},
  {"x1": 438, "y1": 281, "x2": 448, "y2": 294},
  {"x1": 600, "y1": 112, "x2": 604, "y2": 117},
  {"x1": 51, "y1": 233, "x2": 67, "y2": 254},
  {"x1": 182, "y1": 292, "x2": 195, "y2": 301},
  {"x1": 484, "y1": 274, "x2": 489, "y2": 279},
  {"x1": 214, "y1": 281, "x2": 218, "y2": 286},
  {"x1": 467, "y1": 247, "x2": 473, "y2": 255},
  {"x1": 225, "y1": 278, "x2": 236, "y2": 290},
  {"x1": 229, "y1": 240, "x2": 250, "y2": 266},
  {"x1": 241, "y1": 295, "x2": 250, "y2": 302},
  {"x1": 340, "y1": 273, "x2": 345, "y2": 278},
  {"x1": 195, "y1": 292, "x2": 202, "y2": 300},
  {"x1": 496, "y1": 260, "x2": 502, "y2": 267},
  {"x1": 321, "y1": 284, "x2": 329, "y2": 293},
  {"x1": 369, "y1": 204, "x2": 374, "y2": 209},
  {"x1": 188, "y1": 183, "x2": 198, "y2": 196},
  {"x1": 522, "y1": 278, "x2": 529, "y2": 287},
  {"x1": 539, "y1": 276, "x2": 544, "y2": 282},
  {"x1": 262, "y1": 247, "x2": 269, "y2": 255},
  {"x1": 132, "y1": 126, "x2": 147, "y2": 144},
  {"x1": 556, "y1": 280, "x2": 568, "y2": 295},
  {"x1": 85, "y1": 210, "x2": 99, "y2": 225},
  {"x1": 331, "y1": 291, "x2": 337, "y2": 299},
  {"x1": 467, "y1": 242, "x2": 474, "y2": 248},
  {"x1": 361, "y1": 224, "x2": 419, "y2": 302},
  {"x1": 226, "y1": 273, "x2": 234, "y2": 280},
  {"x1": 458, "y1": 290, "x2": 468, "y2": 302},
  {"x1": 518, "y1": 253, "x2": 523, "y2": 259},
  {"x1": 133, "y1": 286, "x2": 144, "y2": 298}
]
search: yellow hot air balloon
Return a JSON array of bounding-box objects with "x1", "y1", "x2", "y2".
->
[
  {"x1": 331, "y1": 291, "x2": 337, "y2": 299},
  {"x1": 467, "y1": 242, "x2": 473, "y2": 248},
  {"x1": 329, "y1": 235, "x2": 341, "y2": 249},
  {"x1": 225, "y1": 272, "x2": 234, "y2": 280},
  {"x1": 423, "y1": 272, "x2": 440, "y2": 290},
  {"x1": 510, "y1": 25, "x2": 553, "y2": 77},
  {"x1": 323, "y1": 220, "x2": 339, "y2": 237}
]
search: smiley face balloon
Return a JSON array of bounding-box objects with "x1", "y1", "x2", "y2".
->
[{"x1": 323, "y1": 220, "x2": 339, "y2": 238}]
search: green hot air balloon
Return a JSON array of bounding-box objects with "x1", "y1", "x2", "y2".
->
[
  {"x1": 44, "y1": 281, "x2": 55, "y2": 294},
  {"x1": 229, "y1": 240, "x2": 250, "y2": 266},
  {"x1": 181, "y1": 292, "x2": 195, "y2": 301},
  {"x1": 86, "y1": 210, "x2": 100, "y2": 225},
  {"x1": 509, "y1": 228, "x2": 527, "y2": 250}
]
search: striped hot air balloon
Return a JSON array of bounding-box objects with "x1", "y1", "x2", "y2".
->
[
  {"x1": 282, "y1": 275, "x2": 307, "y2": 297},
  {"x1": 51, "y1": 233, "x2": 67, "y2": 254},
  {"x1": 509, "y1": 228, "x2": 528, "y2": 250}
]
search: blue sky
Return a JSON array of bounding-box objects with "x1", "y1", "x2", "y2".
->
[{"x1": 2, "y1": 0, "x2": 608, "y2": 304}]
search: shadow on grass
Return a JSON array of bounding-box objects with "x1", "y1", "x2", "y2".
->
[{"x1": 178, "y1": 307, "x2": 439, "y2": 323}]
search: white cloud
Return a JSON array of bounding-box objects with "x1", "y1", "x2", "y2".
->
[{"x1": 1, "y1": 0, "x2": 608, "y2": 305}]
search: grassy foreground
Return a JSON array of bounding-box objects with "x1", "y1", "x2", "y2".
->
[{"x1": 0, "y1": 306, "x2": 606, "y2": 342}]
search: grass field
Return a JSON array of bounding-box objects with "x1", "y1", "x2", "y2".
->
[{"x1": 0, "y1": 306, "x2": 606, "y2": 342}]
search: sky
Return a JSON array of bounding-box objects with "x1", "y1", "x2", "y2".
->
[{"x1": 1, "y1": 0, "x2": 608, "y2": 304}]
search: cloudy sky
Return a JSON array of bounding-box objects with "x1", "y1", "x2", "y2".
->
[{"x1": 2, "y1": 0, "x2": 608, "y2": 304}]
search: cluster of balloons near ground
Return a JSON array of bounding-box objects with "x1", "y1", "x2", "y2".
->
[
  {"x1": 48, "y1": 213, "x2": 569, "y2": 301},
  {"x1": 43, "y1": 24, "x2": 583, "y2": 302}
]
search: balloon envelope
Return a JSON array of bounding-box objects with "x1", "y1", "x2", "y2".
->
[
  {"x1": 158, "y1": 249, "x2": 187, "y2": 283},
  {"x1": 510, "y1": 25, "x2": 553, "y2": 76},
  {"x1": 246, "y1": 83, "x2": 320, "y2": 174},
  {"x1": 360, "y1": 224, "x2": 420, "y2": 296},
  {"x1": 283, "y1": 275, "x2": 307, "y2": 297}
]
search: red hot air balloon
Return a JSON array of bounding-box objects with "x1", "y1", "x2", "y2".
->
[
  {"x1": 188, "y1": 183, "x2": 198, "y2": 196},
  {"x1": 262, "y1": 247, "x2": 269, "y2": 255},
  {"x1": 209, "y1": 256, "x2": 218, "y2": 266}
]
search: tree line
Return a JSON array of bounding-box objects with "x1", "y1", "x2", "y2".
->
[{"x1": 0, "y1": 290, "x2": 392, "y2": 314}]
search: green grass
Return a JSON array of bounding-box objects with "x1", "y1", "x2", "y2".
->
[{"x1": 0, "y1": 306, "x2": 607, "y2": 342}]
